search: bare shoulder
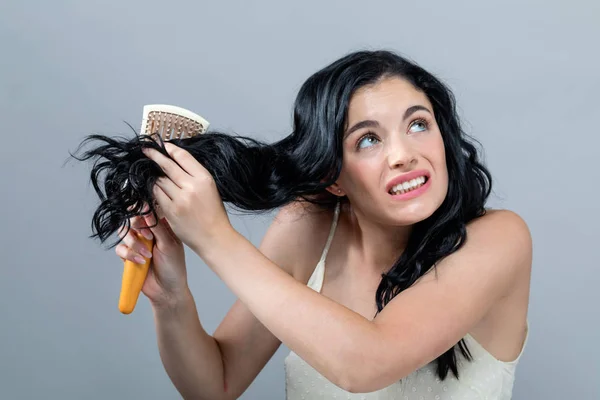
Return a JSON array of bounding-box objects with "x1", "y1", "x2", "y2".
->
[
  {"x1": 464, "y1": 208, "x2": 533, "y2": 283},
  {"x1": 259, "y1": 199, "x2": 334, "y2": 279},
  {"x1": 468, "y1": 208, "x2": 532, "y2": 253},
  {"x1": 472, "y1": 208, "x2": 529, "y2": 228},
  {"x1": 416, "y1": 208, "x2": 533, "y2": 295}
]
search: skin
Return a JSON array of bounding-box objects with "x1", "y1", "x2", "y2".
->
[
  {"x1": 116, "y1": 77, "x2": 532, "y2": 399},
  {"x1": 330, "y1": 77, "x2": 449, "y2": 270}
]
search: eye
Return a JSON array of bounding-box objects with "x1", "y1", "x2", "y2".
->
[
  {"x1": 409, "y1": 119, "x2": 428, "y2": 133},
  {"x1": 356, "y1": 133, "x2": 380, "y2": 150}
]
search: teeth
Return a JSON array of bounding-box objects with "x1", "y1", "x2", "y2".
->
[{"x1": 389, "y1": 176, "x2": 427, "y2": 195}]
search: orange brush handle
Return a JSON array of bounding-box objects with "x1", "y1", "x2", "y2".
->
[{"x1": 118, "y1": 232, "x2": 154, "y2": 314}]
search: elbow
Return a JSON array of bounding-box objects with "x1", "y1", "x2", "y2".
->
[
  {"x1": 336, "y1": 369, "x2": 408, "y2": 394},
  {"x1": 333, "y1": 352, "x2": 412, "y2": 394},
  {"x1": 335, "y1": 376, "x2": 364, "y2": 394},
  {"x1": 328, "y1": 325, "x2": 414, "y2": 393},
  {"x1": 336, "y1": 370, "x2": 383, "y2": 394},
  {"x1": 334, "y1": 366, "x2": 378, "y2": 394},
  {"x1": 330, "y1": 353, "x2": 379, "y2": 394}
]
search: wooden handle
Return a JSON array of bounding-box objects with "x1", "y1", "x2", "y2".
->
[{"x1": 118, "y1": 233, "x2": 154, "y2": 314}]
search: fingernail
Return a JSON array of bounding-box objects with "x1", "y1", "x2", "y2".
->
[
  {"x1": 140, "y1": 248, "x2": 153, "y2": 258},
  {"x1": 142, "y1": 231, "x2": 153, "y2": 240},
  {"x1": 134, "y1": 256, "x2": 146, "y2": 264}
]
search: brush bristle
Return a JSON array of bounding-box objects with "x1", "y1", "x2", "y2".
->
[{"x1": 143, "y1": 110, "x2": 208, "y2": 140}]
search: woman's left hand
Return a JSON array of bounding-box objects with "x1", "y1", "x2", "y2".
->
[{"x1": 142, "y1": 142, "x2": 233, "y2": 256}]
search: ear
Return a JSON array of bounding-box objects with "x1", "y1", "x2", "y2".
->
[{"x1": 325, "y1": 183, "x2": 345, "y2": 197}]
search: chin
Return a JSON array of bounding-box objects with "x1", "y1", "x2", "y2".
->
[
  {"x1": 393, "y1": 205, "x2": 437, "y2": 225},
  {"x1": 386, "y1": 192, "x2": 445, "y2": 226}
]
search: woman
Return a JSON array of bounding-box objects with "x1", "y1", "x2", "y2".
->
[{"x1": 85, "y1": 49, "x2": 532, "y2": 399}]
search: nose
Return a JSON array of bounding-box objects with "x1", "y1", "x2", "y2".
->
[{"x1": 386, "y1": 137, "x2": 417, "y2": 169}]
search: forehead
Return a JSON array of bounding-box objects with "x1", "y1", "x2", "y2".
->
[{"x1": 346, "y1": 77, "x2": 432, "y2": 122}]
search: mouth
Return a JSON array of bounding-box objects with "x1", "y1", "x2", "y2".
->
[{"x1": 388, "y1": 175, "x2": 428, "y2": 195}]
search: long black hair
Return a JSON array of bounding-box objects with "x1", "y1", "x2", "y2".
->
[{"x1": 69, "y1": 49, "x2": 492, "y2": 381}]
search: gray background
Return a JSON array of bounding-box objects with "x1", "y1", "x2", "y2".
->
[{"x1": 1, "y1": 0, "x2": 598, "y2": 399}]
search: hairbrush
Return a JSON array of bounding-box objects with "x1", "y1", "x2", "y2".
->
[{"x1": 119, "y1": 104, "x2": 210, "y2": 314}]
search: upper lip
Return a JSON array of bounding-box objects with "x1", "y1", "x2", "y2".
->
[{"x1": 386, "y1": 169, "x2": 431, "y2": 193}]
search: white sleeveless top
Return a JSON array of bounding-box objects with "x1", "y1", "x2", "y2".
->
[{"x1": 284, "y1": 201, "x2": 528, "y2": 399}]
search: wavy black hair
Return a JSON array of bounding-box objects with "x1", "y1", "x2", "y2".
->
[{"x1": 69, "y1": 49, "x2": 492, "y2": 381}]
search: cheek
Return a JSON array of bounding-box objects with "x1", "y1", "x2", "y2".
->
[
  {"x1": 432, "y1": 140, "x2": 449, "y2": 194},
  {"x1": 340, "y1": 158, "x2": 379, "y2": 191},
  {"x1": 425, "y1": 133, "x2": 447, "y2": 169},
  {"x1": 418, "y1": 133, "x2": 448, "y2": 189},
  {"x1": 437, "y1": 141, "x2": 448, "y2": 174}
]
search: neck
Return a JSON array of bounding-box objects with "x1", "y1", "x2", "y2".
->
[{"x1": 342, "y1": 203, "x2": 411, "y2": 272}]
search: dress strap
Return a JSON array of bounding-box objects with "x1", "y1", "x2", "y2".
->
[{"x1": 307, "y1": 200, "x2": 341, "y2": 293}]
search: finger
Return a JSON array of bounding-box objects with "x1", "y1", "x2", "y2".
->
[
  {"x1": 131, "y1": 203, "x2": 160, "y2": 239},
  {"x1": 151, "y1": 216, "x2": 180, "y2": 245},
  {"x1": 143, "y1": 210, "x2": 178, "y2": 246},
  {"x1": 137, "y1": 224, "x2": 154, "y2": 241},
  {"x1": 154, "y1": 204, "x2": 165, "y2": 220},
  {"x1": 152, "y1": 184, "x2": 172, "y2": 214},
  {"x1": 115, "y1": 243, "x2": 150, "y2": 264},
  {"x1": 143, "y1": 147, "x2": 188, "y2": 188},
  {"x1": 164, "y1": 142, "x2": 207, "y2": 178},
  {"x1": 154, "y1": 177, "x2": 178, "y2": 200},
  {"x1": 129, "y1": 216, "x2": 144, "y2": 228},
  {"x1": 120, "y1": 230, "x2": 153, "y2": 259},
  {"x1": 119, "y1": 216, "x2": 153, "y2": 241}
]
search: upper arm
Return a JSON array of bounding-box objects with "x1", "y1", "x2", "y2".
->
[
  {"x1": 212, "y1": 200, "x2": 324, "y2": 399},
  {"x1": 352, "y1": 210, "x2": 532, "y2": 391}
]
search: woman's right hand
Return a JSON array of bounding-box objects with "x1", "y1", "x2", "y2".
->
[{"x1": 115, "y1": 207, "x2": 189, "y2": 309}]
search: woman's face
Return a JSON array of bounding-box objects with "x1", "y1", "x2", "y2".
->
[{"x1": 333, "y1": 76, "x2": 449, "y2": 226}]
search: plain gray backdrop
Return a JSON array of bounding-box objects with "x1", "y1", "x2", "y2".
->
[{"x1": 1, "y1": 1, "x2": 598, "y2": 399}]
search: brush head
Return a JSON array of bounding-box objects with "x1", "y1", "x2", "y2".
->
[
  {"x1": 121, "y1": 104, "x2": 210, "y2": 213},
  {"x1": 140, "y1": 104, "x2": 210, "y2": 140}
]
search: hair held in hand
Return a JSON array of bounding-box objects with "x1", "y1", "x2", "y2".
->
[{"x1": 69, "y1": 126, "x2": 341, "y2": 249}]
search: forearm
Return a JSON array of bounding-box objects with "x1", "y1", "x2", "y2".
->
[
  {"x1": 198, "y1": 230, "x2": 379, "y2": 390},
  {"x1": 152, "y1": 289, "x2": 227, "y2": 400}
]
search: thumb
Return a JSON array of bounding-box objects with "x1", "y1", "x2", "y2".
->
[
  {"x1": 159, "y1": 217, "x2": 179, "y2": 240},
  {"x1": 144, "y1": 212, "x2": 180, "y2": 245}
]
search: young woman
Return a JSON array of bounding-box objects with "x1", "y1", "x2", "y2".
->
[{"x1": 88, "y1": 49, "x2": 531, "y2": 399}]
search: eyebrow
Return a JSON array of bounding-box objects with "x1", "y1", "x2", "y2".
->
[{"x1": 343, "y1": 105, "x2": 432, "y2": 140}]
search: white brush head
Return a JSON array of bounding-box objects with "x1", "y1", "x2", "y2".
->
[
  {"x1": 139, "y1": 104, "x2": 210, "y2": 140},
  {"x1": 121, "y1": 104, "x2": 209, "y2": 196}
]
